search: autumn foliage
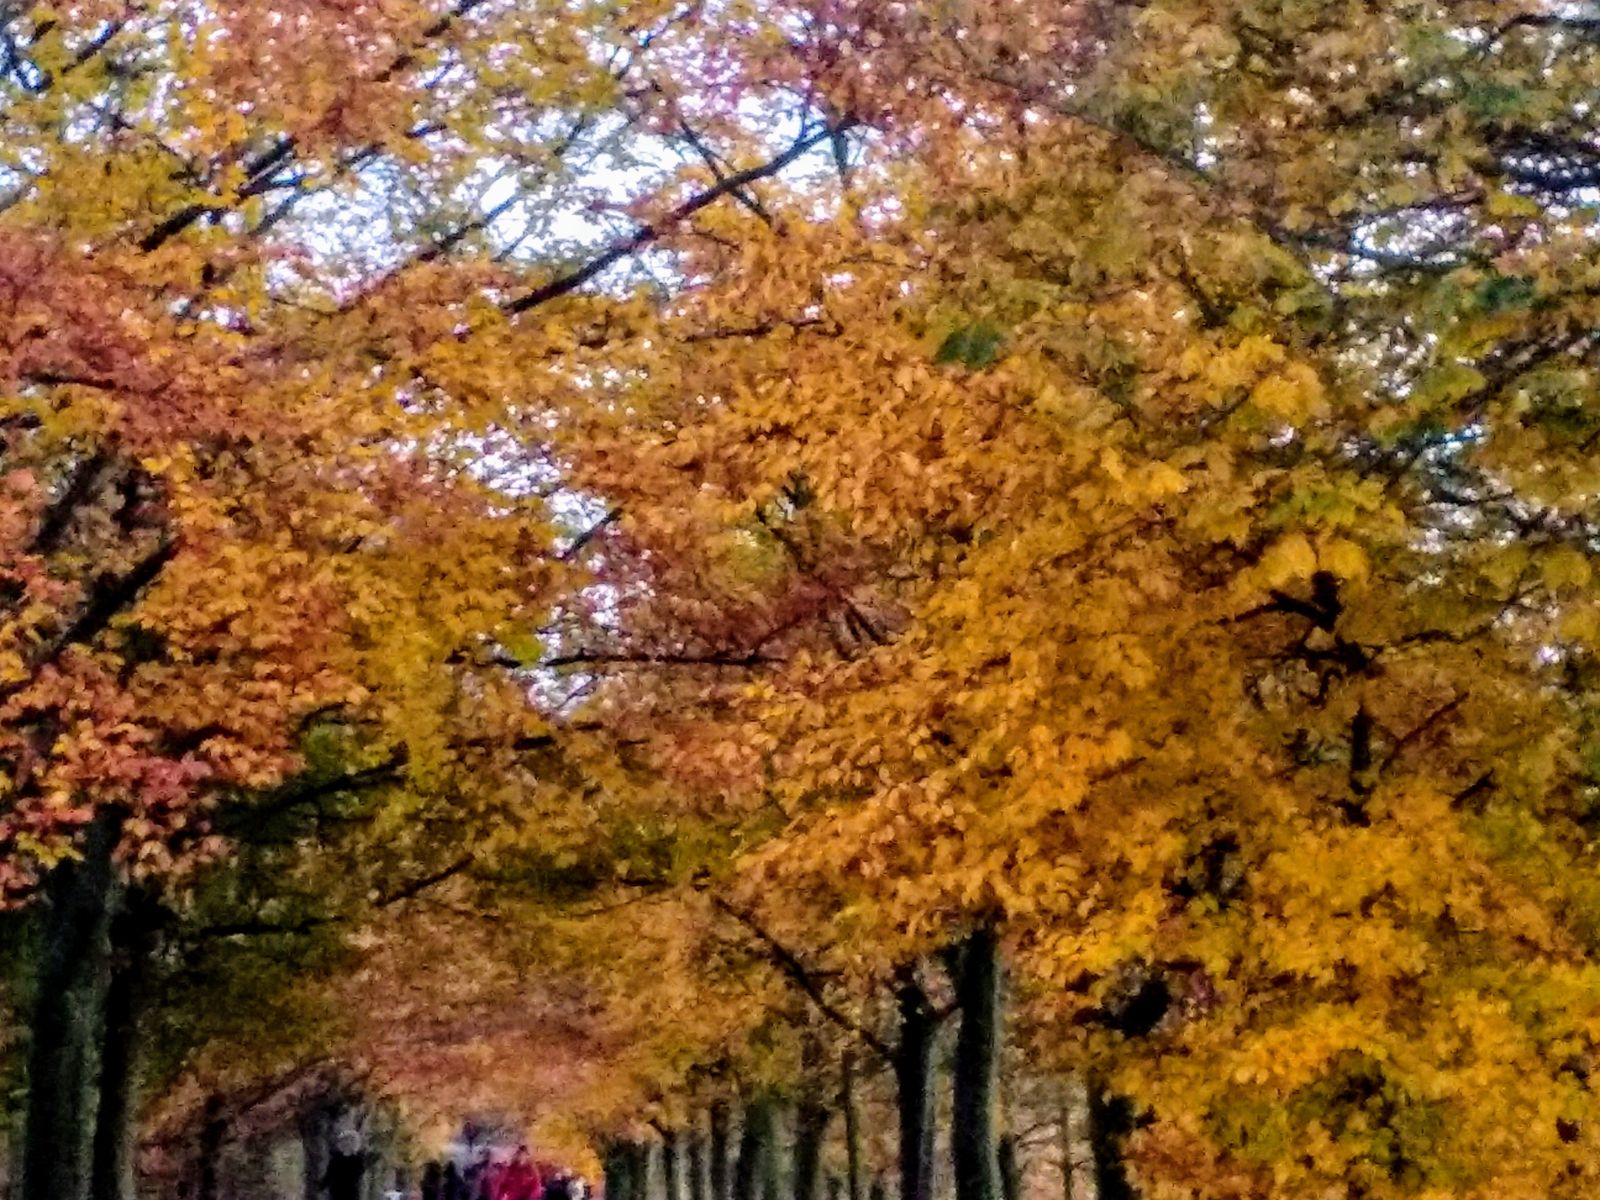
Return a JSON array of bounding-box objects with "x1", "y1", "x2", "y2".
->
[{"x1": 4, "y1": 1, "x2": 1600, "y2": 1199}]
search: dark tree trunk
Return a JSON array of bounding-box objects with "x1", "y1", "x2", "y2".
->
[
  {"x1": 951, "y1": 928, "x2": 1004, "y2": 1200},
  {"x1": 610, "y1": 1141, "x2": 649, "y2": 1200},
  {"x1": 842, "y1": 1056, "x2": 865, "y2": 1200},
  {"x1": 710, "y1": 1103, "x2": 732, "y2": 1200},
  {"x1": 634, "y1": 1143, "x2": 654, "y2": 1200},
  {"x1": 20, "y1": 809, "x2": 123, "y2": 1200},
  {"x1": 689, "y1": 1123, "x2": 710, "y2": 1200},
  {"x1": 733, "y1": 1107, "x2": 759, "y2": 1200},
  {"x1": 1087, "y1": 1082, "x2": 1136, "y2": 1200},
  {"x1": 90, "y1": 888, "x2": 160, "y2": 1200},
  {"x1": 301, "y1": 1103, "x2": 333, "y2": 1200},
  {"x1": 734, "y1": 1098, "x2": 777, "y2": 1200},
  {"x1": 892, "y1": 967, "x2": 936, "y2": 1200},
  {"x1": 997, "y1": 1139, "x2": 1020, "y2": 1200},
  {"x1": 792, "y1": 1100, "x2": 830, "y2": 1200},
  {"x1": 196, "y1": 1095, "x2": 227, "y2": 1200},
  {"x1": 603, "y1": 1142, "x2": 628, "y2": 1200}
]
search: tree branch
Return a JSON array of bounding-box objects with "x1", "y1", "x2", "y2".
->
[
  {"x1": 0, "y1": 537, "x2": 178, "y2": 701},
  {"x1": 29, "y1": 450, "x2": 111, "y2": 555},
  {"x1": 375, "y1": 855, "x2": 473, "y2": 907},
  {"x1": 503, "y1": 120, "x2": 851, "y2": 316},
  {"x1": 707, "y1": 895, "x2": 892, "y2": 1061},
  {"x1": 541, "y1": 650, "x2": 778, "y2": 669},
  {"x1": 218, "y1": 754, "x2": 409, "y2": 835}
]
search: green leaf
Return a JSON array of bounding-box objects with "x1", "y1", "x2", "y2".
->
[
  {"x1": 498, "y1": 629, "x2": 545, "y2": 666},
  {"x1": 1463, "y1": 81, "x2": 1524, "y2": 119},
  {"x1": 1472, "y1": 274, "x2": 1536, "y2": 315},
  {"x1": 935, "y1": 322, "x2": 1005, "y2": 368}
]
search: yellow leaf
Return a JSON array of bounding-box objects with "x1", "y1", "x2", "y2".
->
[
  {"x1": 1542, "y1": 547, "x2": 1593, "y2": 591},
  {"x1": 1261, "y1": 533, "x2": 1317, "y2": 587},
  {"x1": 1320, "y1": 537, "x2": 1368, "y2": 583}
]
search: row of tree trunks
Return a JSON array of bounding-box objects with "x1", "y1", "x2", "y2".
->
[
  {"x1": 634, "y1": 930, "x2": 1137, "y2": 1200},
  {"x1": 605, "y1": 1141, "x2": 653, "y2": 1200},
  {"x1": 791, "y1": 1094, "x2": 831, "y2": 1200},
  {"x1": 17, "y1": 809, "x2": 158, "y2": 1200},
  {"x1": 11, "y1": 808, "x2": 173, "y2": 1200},
  {"x1": 943, "y1": 929, "x2": 1141, "y2": 1200},
  {"x1": 731, "y1": 1094, "x2": 777, "y2": 1200}
]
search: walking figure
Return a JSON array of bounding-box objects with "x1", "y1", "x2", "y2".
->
[{"x1": 321, "y1": 1130, "x2": 367, "y2": 1200}]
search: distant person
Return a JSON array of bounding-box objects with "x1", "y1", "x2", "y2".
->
[
  {"x1": 422, "y1": 1162, "x2": 445, "y2": 1200},
  {"x1": 543, "y1": 1168, "x2": 573, "y2": 1200},
  {"x1": 494, "y1": 1146, "x2": 544, "y2": 1200},
  {"x1": 322, "y1": 1130, "x2": 367, "y2": 1200},
  {"x1": 443, "y1": 1161, "x2": 470, "y2": 1200},
  {"x1": 465, "y1": 1148, "x2": 495, "y2": 1200}
]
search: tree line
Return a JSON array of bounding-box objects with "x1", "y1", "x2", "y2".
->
[{"x1": 3, "y1": 1, "x2": 1600, "y2": 1198}]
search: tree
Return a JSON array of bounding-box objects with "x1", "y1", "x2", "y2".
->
[
  {"x1": 12, "y1": 1, "x2": 1600, "y2": 1198},
  {"x1": 534, "y1": 2, "x2": 1600, "y2": 1196},
  {"x1": 0, "y1": 0, "x2": 867, "y2": 1191}
]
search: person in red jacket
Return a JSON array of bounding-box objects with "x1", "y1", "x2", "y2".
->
[{"x1": 494, "y1": 1146, "x2": 543, "y2": 1200}]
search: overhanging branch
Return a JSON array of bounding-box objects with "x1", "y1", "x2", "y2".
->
[{"x1": 707, "y1": 894, "x2": 892, "y2": 1061}]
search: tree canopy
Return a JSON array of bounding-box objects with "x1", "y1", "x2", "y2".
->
[{"x1": 5, "y1": 1, "x2": 1600, "y2": 1199}]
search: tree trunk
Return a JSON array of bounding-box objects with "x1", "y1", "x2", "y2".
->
[
  {"x1": 996, "y1": 1055, "x2": 1021, "y2": 1200},
  {"x1": 603, "y1": 1142, "x2": 628, "y2": 1200},
  {"x1": 1059, "y1": 1076, "x2": 1095, "y2": 1200},
  {"x1": 1087, "y1": 1082, "x2": 1135, "y2": 1200},
  {"x1": 634, "y1": 1143, "x2": 654, "y2": 1200},
  {"x1": 842, "y1": 1055, "x2": 866, "y2": 1200},
  {"x1": 301, "y1": 1102, "x2": 336, "y2": 1200},
  {"x1": 1060, "y1": 1103, "x2": 1073, "y2": 1200},
  {"x1": 710, "y1": 1103, "x2": 732, "y2": 1200},
  {"x1": 733, "y1": 1105, "x2": 759, "y2": 1200},
  {"x1": 892, "y1": 967, "x2": 936, "y2": 1200},
  {"x1": 20, "y1": 809, "x2": 123, "y2": 1200},
  {"x1": 665, "y1": 1129, "x2": 684, "y2": 1200},
  {"x1": 951, "y1": 928, "x2": 1004, "y2": 1200},
  {"x1": 734, "y1": 1098, "x2": 777, "y2": 1200},
  {"x1": 689, "y1": 1123, "x2": 710, "y2": 1200},
  {"x1": 997, "y1": 1139, "x2": 1020, "y2": 1200},
  {"x1": 761, "y1": 1102, "x2": 786, "y2": 1200},
  {"x1": 196, "y1": 1095, "x2": 227, "y2": 1200},
  {"x1": 89, "y1": 888, "x2": 159, "y2": 1200},
  {"x1": 792, "y1": 1099, "x2": 830, "y2": 1200},
  {"x1": 610, "y1": 1141, "x2": 648, "y2": 1200}
]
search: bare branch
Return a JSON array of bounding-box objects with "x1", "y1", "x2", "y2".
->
[{"x1": 504, "y1": 120, "x2": 851, "y2": 316}]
